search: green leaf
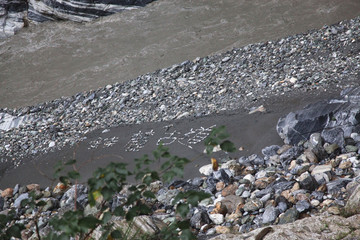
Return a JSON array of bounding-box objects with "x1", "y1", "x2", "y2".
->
[
  {"x1": 101, "y1": 187, "x2": 113, "y2": 201},
  {"x1": 78, "y1": 216, "x2": 101, "y2": 229},
  {"x1": 102, "y1": 211, "x2": 112, "y2": 224},
  {"x1": 180, "y1": 228, "x2": 196, "y2": 240},
  {"x1": 187, "y1": 191, "x2": 212, "y2": 206},
  {"x1": 143, "y1": 190, "x2": 156, "y2": 199},
  {"x1": 111, "y1": 230, "x2": 123, "y2": 239},
  {"x1": 36, "y1": 200, "x2": 47, "y2": 207},
  {"x1": 67, "y1": 170, "x2": 80, "y2": 180},
  {"x1": 6, "y1": 224, "x2": 24, "y2": 238},
  {"x1": 113, "y1": 206, "x2": 125, "y2": 217},
  {"x1": 177, "y1": 220, "x2": 191, "y2": 230},
  {"x1": 65, "y1": 159, "x2": 76, "y2": 165},
  {"x1": 59, "y1": 176, "x2": 69, "y2": 185},
  {"x1": 220, "y1": 140, "x2": 236, "y2": 152},
  {"x1": 176, "y1": 203, "x2": 189, "y2": 219}
]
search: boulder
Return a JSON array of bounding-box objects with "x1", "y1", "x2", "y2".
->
[{"x1": 277, "y1": 87, "x2": 360, "y2": 145}]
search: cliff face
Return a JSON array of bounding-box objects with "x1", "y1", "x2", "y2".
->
[{"x1": 0, "y1": 0, "x2": 155, "y2": 38}]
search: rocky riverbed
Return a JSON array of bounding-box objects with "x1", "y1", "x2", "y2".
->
[
  {"x1": 0, "y1": 15, "x2": 359, "y2": 169},
  {"x1": 3, "y1": 87, "x2": 360, "y2": 239}
]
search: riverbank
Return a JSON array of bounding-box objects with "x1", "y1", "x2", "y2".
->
[{"x1": 0, "y1": 15, "x2": 359, "y2": 178}]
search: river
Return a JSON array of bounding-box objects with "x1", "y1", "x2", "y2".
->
[{"x1": 0, "y1": 0, "x2": 359, "y2": 109}]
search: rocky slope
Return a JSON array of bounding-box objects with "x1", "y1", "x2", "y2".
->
[{"x1": 3, "y1": 88, "x2": 360, "y2": 239}]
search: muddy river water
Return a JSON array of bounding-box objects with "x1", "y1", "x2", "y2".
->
[{"x1": 1, "y1": 0, "x2": 360, "y2": 109}]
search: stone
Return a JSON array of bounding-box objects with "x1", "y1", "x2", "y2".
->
[
  {"x1": 199, "y1": 164, "x2": 213, "y2": 176},
  {"x1": 60, "y1": 184, "x2": 88, "y2": 209},
  {"x1": 14, "y1": 193, "x2": 29, "y2": 208},
  {"x1": 216, "y1": 181, "x2": 225, "y2": 191},
  {"x1": 221, "y1": 184, "x2": 238, "y2": 197},
  {"x1": 311, "y1": 199, "x2": 320, "y2": 207},
  {"x1": 295, "y1": 200, "x2": 310, "y2": 213},
  {"x1": 262, "y1": 205, "x2": 279, "y2": 224},
  {"x1": 221, "y1": 195, "x2": 244, "y2": 214},
  {"x1": 209, "y1": 213, "x2": 224, "y2": 225},
  {"x1": 324, "y1": 143, "x2": 340, "y2": 154},
  {"x1": 215, "y1": 226, "x2": 231, "y2": 234},
  {"x1": 278, "y1": 207, "x2": 299, "y2": 224},
  {"x1": 309, "y1": 133, "x2": 323, "y2": 148},
  {"x1": 1, "y1": 188, "x2": 13, "y2": 198},
  {"x1": 26, "y1": 184, "x2": 40, "y2": 192},
  {"x1": 261, "y1": 145, "x2": 280, "y2": 158},
  {"x1": 243, "y1": 174, "x2": 255, "y2": 184},
  {"x1": 345, "y1": 184, "x2": 360, "y2": 216},
  {"x1": 304, "y1": 149, "x2": 318, "y2": 163},
  {"x1": 156, "y1": 189, "x2": 179, "y2": 206},
  {"x1": 298, "y1": 172, "x2": 318, "y2": 191},
  {"x1": 190, "y1": 210, "x2": 211, "y2": 229},
  {"x1": 311, "y1": 164, "x2": 332, "y2": 175},
  {"x1": 277, "y1": 92, "x2": 360, "y2": 146},
  {"x1": 213, "y1": 169, "x2": 231, "y2": 184},
  {"x1": 339, "y1": 160, "x2": 352, "y2": 169},
  {"x1": 346, "y1": 145, "x2": 358, "y2": 152},
  {"x1": 243, "y1": 199, "x2": 263, "y2": 212},
  {"x1": 208, "y1": 214, "x2": 360, "y2": 240},
  {"x1": 211, "y1": 201, "x2": 228, "y2": 216},
  {"x1": 326, "y1": 178, "x2": 352, "y2": 196}
]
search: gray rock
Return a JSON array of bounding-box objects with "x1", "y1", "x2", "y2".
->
[
  {"x1": 326, "y1": 178, "x2": 352, "y2": 196},
  {"x1": 261, "y1": 145, "x2": 280, "y2": 158},
  {"x1": 278, "y1": 207, "x2": 299, "y2": 224},
  {"x1": 295, "y1": 200, "x2": 310, "y2": 213},
  {"x1": 190, "y1": 210, "x2": 211, "y2": 229},
  {"x1": 14, "y1": 193, "x2": 29, "y2": 208},
  {"x1": 298, "y1": 172, "x2": 318, "y2": 191},
  {"x1": 262, "y1": 205, "x2": 279, "y2": 224},
  {"x1": 156, "y1": 188, "x2": 179, "y2": 206},
  {"x1": 243, "y1": 199, "x2": 263, "y2": 212},
  {"x1": 345, "y1": 184, "x2": 360, "y2": 216},
  {"x1": 60, "y1": 184, "x2": 88, "y2": 209}
]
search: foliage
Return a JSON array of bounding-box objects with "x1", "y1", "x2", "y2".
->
[{"x1": 0, "y1": 126, "x2": 235, "y2": 239}]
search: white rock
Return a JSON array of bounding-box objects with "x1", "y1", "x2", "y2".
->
[
  {"x1": 199, "y1": 164, "x2": 213, "y2": 176},
  {"x1": 243, "y1": 174, "x2": 255, "y2": 184},
  {"x1": 311, "y1": 199, "x2": 320, "y2": 207},
  {"x1": 209, "y1": 214, "x2": 224, "y2": 225},
  {"x1": 49, "y1": 141, "x2": 56, "y2": 148},
  {"x1": 311, "y1": 165, "x2": 332, "y2": 175}
]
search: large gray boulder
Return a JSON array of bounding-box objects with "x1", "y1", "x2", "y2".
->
[
  {"x1": 277, "y1": 87, "x2": 360, "y2": 146},
  {"x1": 0, "y1": 0, "x2": 155, "y2": 38},
  {"x1": 209, "y1": 213, "x2": 360, "y2": 240}
]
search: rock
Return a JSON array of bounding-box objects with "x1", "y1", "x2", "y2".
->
[
  {"x1": 295, "y1": 200, "x2": 311, "y2": 213},
  {"x1": 298, "y1": 172, "x2": 318, "y2": 191},
  {"x1": 60, "y1": 184, "x2": 88, "y2": 209},
  {"x1": 221, "y1": 184, "x2": 238, "y2": 197},
  {"x1": 262, "y1": 205, "x2": 279, "y2": 224},
  {"x1": 208, "y1": 214, "x2": 360, "y2": 240},
  {"x1": 345, "y1": 184, "x2": 360, "y2": 216},
  {"x1": 243, "y1": 174, "x2": 255, "y2": 184},
  {"x1": 209, "y1": 213, "x2": 224, "y2": 225},
  {"x1": 216, "y1": 181, "x2": 225, "y2": 191},
  {"x1": 134, "y1": 215, "x2": 163, "y2": 235},
  {"x1": 213, "y1": 169, "x2": 231, "y2": 184},
  {"x1": 211, "y1": 202, "x2": 228, "y2": 216},
  {"x1": 221, "y1": 195, "x2": 244, "y2": 214},
  {"x1": 324, "y1": 143, "x2": 340, "y2": 155},
  {"x1": 156, "y1": 189, "x2": 179, "y2": 206},
  {"x1": 339, "y1": 160, "x2": 352, "y2": 169},
  {"x1": 277, "y1": 90, "x2": 360, "y2": 146},
  {"x1": 215, "y1": 226, "x2": 231, "y2": 234},
  {"x1": 1, "y1": 188, "x2": 13, "y2": 198},
  {"x1": 26, "y1": 184, "x2": 40, "y2": 192},
  {"x1": 261, "y1": 145, "x2": 280, "y2": 158},
  {"x1": 243, "y1": 199, "x2": 263, "y2": 212},
  {"x1": 190, "y1": 210, "x2": 211, "y2": 229},
  {"x1": 326, "y1": 178, "x2": 352, "y2": 196},
  {"x1": 309, "y1": 133, "x2": 323, "y2": 148},
  {"x1": 14, "y1": 193, "x2": 29, "y2": 208},
  {"x1": 311, "y1": 164, "x2": 332, "y2": 175},
  {"x1": 278, "y1": 207, "x2": 299, "y2": 224}
]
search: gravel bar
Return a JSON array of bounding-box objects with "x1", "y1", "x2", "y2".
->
[{"x1": 1, "y1": 16, "x2": 359, "y2": 166}]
